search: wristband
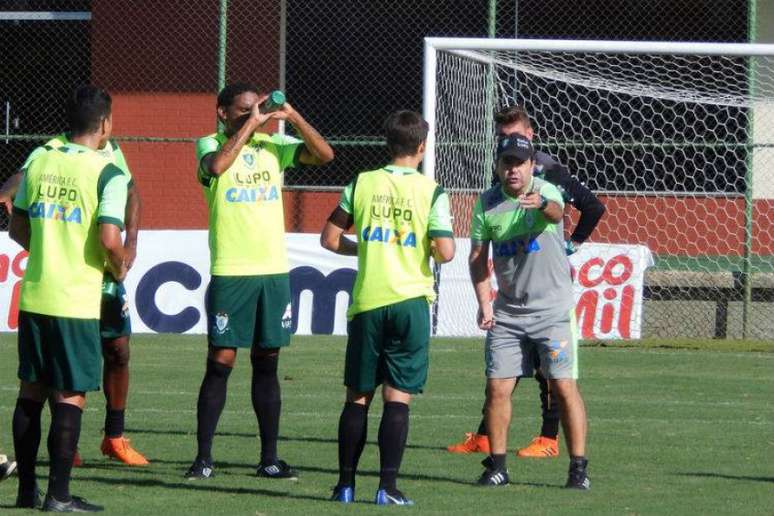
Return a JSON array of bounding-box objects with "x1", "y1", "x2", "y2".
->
[{"x1": 538, "y1": 195, "x2": 549, "y2": 211}]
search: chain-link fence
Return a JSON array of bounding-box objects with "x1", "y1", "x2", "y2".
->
[
  {"x1": 0, "y1": 0, "x2": 766, "y2": 338},
  {"x1": 1, "y1": 0, "x2": 751, "y2": 226}
]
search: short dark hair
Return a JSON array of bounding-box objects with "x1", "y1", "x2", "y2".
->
[
  {"x1": 217, "y1": 82, "x2": 261, "y2": 108},
  {"x1": 383, "y1": 110, "x2": 428, "y2": 158},
  {"x1": 67, "y1": 85, "x2": 112, "y2": 136},
  {"x1": 494, "y1": 104, "x2": 532, "y2": 129}
]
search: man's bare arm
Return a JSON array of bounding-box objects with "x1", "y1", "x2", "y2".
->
[
  {"x1": 0, "y1": 172, "x2": 22, "y2": 214},
  {"x1": 101, "y1": 224, "x2": 128, "y2": 282},
  {"x1": 280, "y1": 105, "x2": 335, "y2": 165},
  {"x1": 321, "y1": 221, "x2": 358, "y2": 256},
  {"x1": 9, "y1": 212, "x2": 30, "y2": 251},
  {"x1": 431, "y1": 237, "x2": 455, "y2": 264},
  {"x1": 123, "y1": 184, "x2": 141, "y2": 269},
  {"x1": 469, "y1": 243, "x2": 494, "y2": 330}
]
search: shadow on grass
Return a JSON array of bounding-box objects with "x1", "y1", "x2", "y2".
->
[
  {"x1": 677, "y1": 472, "x2": 774, "y2": 483},
  {"x1": 72, "y1": 459, "x2": 556, "y2": 489},
  {"x1": 292, "y1": 464, "x2": 555, "y2": 489},
  {"x1": 126, "y1": 427, "x2": 447, "y2": 451},
  {"x1": 68, "y1": 475, "x2": 330, "y2": 503}
]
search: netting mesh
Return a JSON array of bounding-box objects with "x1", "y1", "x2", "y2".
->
[{"x1": 433, "y1": 44, "x2": 774, "y2": 339}]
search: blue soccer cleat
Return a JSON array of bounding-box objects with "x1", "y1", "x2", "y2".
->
[
  {"x1": 330, "y1": 485, "x2": 355, "y2": 503},
  {"x1": 374, "y1": 488, "x2": 414, "y2": 506}
]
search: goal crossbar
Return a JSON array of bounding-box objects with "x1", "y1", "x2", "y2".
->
[{"x1": 422, "y1": 38, "x2": 774, "y2": 181}]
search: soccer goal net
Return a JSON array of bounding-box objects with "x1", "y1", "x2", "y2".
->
[{"x1": 423, "y1": 38, "x2": 774, "y2": 340}]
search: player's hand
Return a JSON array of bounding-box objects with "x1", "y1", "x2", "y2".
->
[
  {"x1": 249, "y1": 94, "x2": 282, "y2": 127},
  {"x1": 518, "y1": 192, "x2": 542, "y2": 209},
  {"x1": 272, "y1": 102, "x2": 300, "y2": 124},
  {"x1": 477, "y1": 304, "x2": 495, "y2": 330},
  {"x1": 0, "y1": 195, "x2": 12, "y2": 214},
  {"x1": 124, "y1": 244, "x2": 137, "y2": 270},
  {"x1": 111, "y1": 261, "x2": 128, "y2": 283}
]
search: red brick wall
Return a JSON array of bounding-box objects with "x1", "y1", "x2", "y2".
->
[{"x1": 90, "y1": 0, "x2": 282, "y2": 229}]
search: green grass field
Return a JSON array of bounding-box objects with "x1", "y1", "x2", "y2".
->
[{"x1": 0, "y1": 335, "x2": 772, "y2": 515}]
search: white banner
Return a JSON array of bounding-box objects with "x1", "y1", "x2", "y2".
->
[
  {"x1": 436, "y1": 240, "x2": 654, "y2": 339},
  {"x1": 0, "y1": 232, "x2": 650, "y2": 339}
]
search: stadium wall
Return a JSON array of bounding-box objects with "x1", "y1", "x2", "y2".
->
[
  {"x1": 81, "y1": 1, "x2": 773, "y2": 260},
  {"x1": 90, "y1": 0, "x2": 283, "y2": 229}
]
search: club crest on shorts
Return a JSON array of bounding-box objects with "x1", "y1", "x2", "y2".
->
[
  {"x1": 242, "y1": 153, "x2": 255, "y2": 168},
  {"x1": 121, "y1": 294, "x2": 130, "y2": 319},
  {"x1": 214, "y1": 312, "x2": 230, "y2": 334},
  {"x1": 281, "y1": 303, "x2": 292, "y2": 330},
  {"x1": 548, "y1": 340, "x2": 568, "y2": 363}
]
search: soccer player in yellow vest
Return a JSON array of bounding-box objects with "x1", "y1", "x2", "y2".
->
[
  {"x1": 186, "y1": 83, "x2": 334, "y2": 480},
  {"x1": 9, "y1": 85, "x2": 129, "y2": 512},
  {"x1": 321, "y1": 111, "x2": 455, "y2": 505},
  {"x1": 1, "y1": 128, "x2": 146, "y2": 468}
]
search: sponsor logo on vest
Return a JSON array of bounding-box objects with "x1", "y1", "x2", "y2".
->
[
  {"x1": 242, "y1": 153, "x2": 255, "y2": 168},
  {"x1": 370, "y1": 205, "x2": 412, "y2": 221},
  {"x1": 234, "y1": 171, "x2": 271, "y2": 184},
  {"x1": 361, "y1": 226, "x2": 417, "y2": 248},
  {"x1": 28, "y1": 202, "x2": 82, "y2": 223},
  {"x1": 225, "y1": 185, "x2": 279, "y2": 203},
  {"x1": 492, "y1": 237, "x2": 540, "y2": 257},
  {"x1": 37, "y1": 184, "x2": 78, "y2": 201}
]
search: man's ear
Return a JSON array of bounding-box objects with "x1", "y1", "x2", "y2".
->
[
  {"x1": 418, "y1": 140, "x2": 426, "y2": 154},
  {"x1": 216, "y1": 106, "x2": 227, "y2": 124}
]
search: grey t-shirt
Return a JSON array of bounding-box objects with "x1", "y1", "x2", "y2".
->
[{"x1": 471, "y1": 177, "x2": 574, "y2": 316}]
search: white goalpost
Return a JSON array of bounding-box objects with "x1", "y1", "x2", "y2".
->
[{"x1": 423, "y1": 37, "x2": 774, "y2": 339}]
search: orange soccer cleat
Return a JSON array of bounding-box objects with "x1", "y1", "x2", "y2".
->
[
  {"x1": 446, "y1": 432, "x2": 491, "y2": 454},
  {"x1": 516, "y1": 436, "x2": 559, "y2": 458},
  {"x1": 72, "y1": 450, "x2": 83, "y2": 467},
  {"x1": 100, "y1": 436, "x2": 150, "y2": 466}
]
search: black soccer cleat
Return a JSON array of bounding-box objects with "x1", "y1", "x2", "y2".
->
[
  {"x1": 184, "y1": 458, "x2": 215, "y2": 480},
  {"x1": 42, "y1": 494, "x2": 104, "y2": 512},
  {"x1": 15, "y1": 483, "x2": 42, "y2": 509},
  {"x1": 256, "y1": 459, "x2": 298, "y2": 480},
  {"x1": 477, "y1": 456, "x2": 510, "y2": 486},
  {"x1": 565, "y1": 458, "x2": 591, "y2": 490},
  {"x1": 0, "y1": 457, "x2": 16, "y2": 482}
]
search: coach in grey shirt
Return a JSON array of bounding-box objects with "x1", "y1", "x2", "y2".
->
[{"x1": 469, "y1": 134, "x2": 590, "y2": 490}]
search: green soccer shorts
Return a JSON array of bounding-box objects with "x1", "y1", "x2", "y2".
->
[
  {"x1": 206, "y1": 274, "x2": 292, "y2": 349},
  {"x1": 344, "y1": 297, "x2": 431, "y2": 395},
  {"x1": 17, "y1": 311, "x2": 102, "y2": 392},
  {"x1": 100, "y1": 275, "x2": 132, "y2": 340}
]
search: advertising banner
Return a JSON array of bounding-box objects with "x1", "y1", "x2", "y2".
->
[{"x1": 0, "y1": 233, "x2": 651, "y2": 339}]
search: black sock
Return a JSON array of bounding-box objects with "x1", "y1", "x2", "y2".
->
[
  {"x1": 477, "y1": 417, "x2": 487, "y2": 436},
  {"x1": 378, "y1": 401, "x2": 409, "y2": 492},
  {"x1": 337, "y1": 402, "x2": 368, "y2": 487},
  {"x1": 196, "y1": 359, "x2": 232, "y2": 463},
  {"x1": 537, "y1": 373, "x2": 560, "y2": 439},
  {"x1": 104, "y1": 408, "x2": 125, "y2": 438},
  {"x1": 570, "y1": 455, "x2": 588, "y2": 470},
  {"x1": 47, "y1": 403, "x2": 83, "y2": 502},
  {"x1": 251, "y1": 353, "x2": 281, "y2": 464},
  {"x1": 12, "y1": 398, "x2": 44, "y2": 493},
  {"x1": 491, "y1": 453, "x2": 507, "y2": 471},
  {"x1": 477, "y1": 389, "x2": 488, "y2": 435}
]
